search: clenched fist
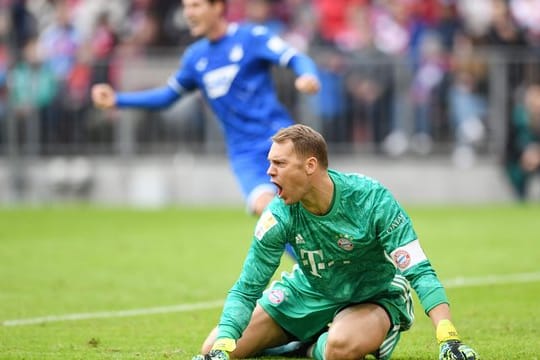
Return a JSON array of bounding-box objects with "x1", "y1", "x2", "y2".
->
[{"x1": 91, "y1": 83, "x2": 117, "y2": 109}]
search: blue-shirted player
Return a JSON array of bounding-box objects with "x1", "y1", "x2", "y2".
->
[{"x1": 92, "y1": 0, "x2": 320, "y2": 259}]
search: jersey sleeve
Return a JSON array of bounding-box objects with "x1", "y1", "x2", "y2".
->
[
  {"x1": 217, "y1": 208, "x2": 288, "y2": 340},
  {"x1": 167, "y1": 46, "x2": 199, "y2": 93},
  {"x1": 245, "y1": 25, "x2": 317, "y2": 77},
  {"x1": 372, "y1": 186, "x2": 449, "y2": 314},
  {"x1": 115, "y1": 86, "x2": 180, "y2": 109},
  {"x1": 115, "y1": 48, "x2": 199, "y2": 109}
]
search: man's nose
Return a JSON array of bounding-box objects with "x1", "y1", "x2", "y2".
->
[{"x1": 267, "y1": 164, "x2": 274, "y2": 176}]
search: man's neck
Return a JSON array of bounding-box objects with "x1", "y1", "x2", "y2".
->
[
  {"x1": 207, "y1": 20, "x2": 229, "y2": 41},
  {"x1": 301, "y1": 173, "x2": 334, "y2": 216}
]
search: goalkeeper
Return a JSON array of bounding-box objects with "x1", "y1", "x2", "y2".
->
[{"x1": 193, "y1": 124, "x2": 479, "y2": 360}]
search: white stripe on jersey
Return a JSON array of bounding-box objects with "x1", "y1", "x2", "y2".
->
[
  {"x1": 280, "y1": 48, "x2": 297, "y2": 67},
  {"x1": 390, "y1": 239, "x2": 427, "y2": 271},
  {"x1": 167, "y1": 77, "x2": 185, "y2": 95}
]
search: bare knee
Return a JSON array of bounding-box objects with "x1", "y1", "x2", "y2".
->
[
  {"x1": 325, "y1": 334, "x2": 370, "y2": 360},
  {"x1": 324, "y1": 303, "x2": 391, "y2": 360}
]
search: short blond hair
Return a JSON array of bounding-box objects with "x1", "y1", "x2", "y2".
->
[{"x1": 272, "y1": 124, "x2": 328, "y2": 168}]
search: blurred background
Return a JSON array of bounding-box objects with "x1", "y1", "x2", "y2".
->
[{"x1": 1, "y1": 0, "x2": 540, "y2": 207}]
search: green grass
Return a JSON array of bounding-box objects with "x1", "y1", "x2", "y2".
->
[{"x1": 1, "y1": 204, "x2": 539, "y2": 359}]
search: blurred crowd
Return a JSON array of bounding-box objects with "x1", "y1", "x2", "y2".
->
[{"x1": 1, "y1": 0, "x2": 540, "y2": 199}]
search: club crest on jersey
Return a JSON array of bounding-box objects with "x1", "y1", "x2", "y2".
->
[
  {"x1": 336, "y1": 234, "x2": 354, "y2": 251},
  {"x1": 393, "y1": 249, "x2": 411, "y2": 269},
  {"x1": 268, "y1": 289, "x2": 284, "y2": 305},
  {"x1": 229, "y1": 45, "x2": 243, "y2": 62},
  {"x1": 255, "y1": 210, "x2": 277, "y2": 240}
]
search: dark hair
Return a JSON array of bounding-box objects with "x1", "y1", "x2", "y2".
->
[
  {"x1": 272, "y1": 124, "x2": 329, "y2": 168},
  {"x1": 208, "y1": 0, "x2": 226, "y2": 5},
  {"x1": 207, "y1": 0, "x2": 227, "y2": 14}
]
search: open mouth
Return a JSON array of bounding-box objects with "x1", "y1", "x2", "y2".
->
[{"x1": 273, "y1": 181, "x2": 283, "y2": 197}]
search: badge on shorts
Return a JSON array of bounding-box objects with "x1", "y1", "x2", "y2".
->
[{"x1": 268, "y1": 289, "x2": 284, "y2": 305}]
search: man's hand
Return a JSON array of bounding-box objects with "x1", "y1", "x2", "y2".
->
[
  {"x1": 192, "y1": 338, "x2": 235, "y2": 360},
  {"x1": 191, "y1": 349, "x2": 229, "y2": 360},
  {"x1": 91, "y1": 83, "x2": 117, "y2": 109},
  {"x1": 439, "y1": 340, "x2": 479, "y2": 360},
  {"x1": 436, "y1": 319, "x2": 479, "y2": 360},
  {"x1": 295, "y1": 74, "x2": 320, "y2": 94}
]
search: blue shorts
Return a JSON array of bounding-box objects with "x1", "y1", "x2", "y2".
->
[{"x1": 229, "y1": 147, "x2": 276, "y2": 210}]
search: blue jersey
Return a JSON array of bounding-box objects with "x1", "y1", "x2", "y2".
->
[
  {"x1": 168, "y1": 23, "x2": 312, "y2": 156},
  {"x1": 116, "y1": 23, "x2": 318, "y2": 201}
]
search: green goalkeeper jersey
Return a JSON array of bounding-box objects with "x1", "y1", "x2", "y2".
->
[{"x1": 217, "y1": 169, "x2": 448, "y2": 340}]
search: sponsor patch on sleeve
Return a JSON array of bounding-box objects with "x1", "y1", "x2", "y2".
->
[
  {"x1": 390, "y1": 239, "x2": 427, "y2": 271},
  {"x1": 255, "y1": 210, "x2": 278, "y2": 240}
]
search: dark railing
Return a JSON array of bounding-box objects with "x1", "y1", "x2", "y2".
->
[{"x1": 1, "y1": 46, "x2": 538, "y2": 160}]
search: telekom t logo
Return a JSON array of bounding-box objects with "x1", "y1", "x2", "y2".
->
[{"x1": 300, "y1": 249, "x2": 325, "y2": 277}]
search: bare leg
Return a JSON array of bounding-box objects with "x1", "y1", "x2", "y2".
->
[
  {"x1": 312, "y1": 303, "x2": 391, "y2": 360},
  {"x1": 200, "y1": 304, "x2": 291, "y2": 358}
]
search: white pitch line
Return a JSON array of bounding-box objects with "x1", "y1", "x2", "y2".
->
[
  {"x1": 2, "y1": 300, "x2": 224, "y2": 327},
  {"x1": 443, "y1": 271, "x2": 540, "y2": 288},
  {"x1": 3, "y1": 272, "x2": 540, "y2": 327}
]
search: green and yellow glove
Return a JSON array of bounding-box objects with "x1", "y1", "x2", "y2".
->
[
  {"x1": 437, "y1": 320, "x2": 479, "y2": 360},
  {"x1": 191, "y1": 338, "x2": 236, "y2": 360}
]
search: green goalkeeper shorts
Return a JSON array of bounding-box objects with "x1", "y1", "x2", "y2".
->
[{"x1": 258, "y1": 266, "x2": 414, "y2": 356}]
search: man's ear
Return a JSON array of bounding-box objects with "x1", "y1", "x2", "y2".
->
[
  {"x1": 305, "y1": 156, "x2": 318, "y2": 175},
  {"x1": 214, "y1": 0, "x2": 226, "y2": 16}
]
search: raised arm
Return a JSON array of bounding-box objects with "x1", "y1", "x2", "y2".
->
[
  {"x1": 288, "y1": 54, "x2": 320, "y2": 94},
  {"x1": 92, "y1": 83, "x2": 181, "y2": 110}
]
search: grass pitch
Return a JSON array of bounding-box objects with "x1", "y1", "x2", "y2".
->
[{"x1": 1, "y1": 204, "x2": 539, "y2": 359}]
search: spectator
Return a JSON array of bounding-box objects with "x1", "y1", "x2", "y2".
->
[
  {"x1": 484, "y1": 0, "x2": 528, "y2": 141},
  {"x1": 505, "y1": 83, "x2": 540, "y2": 200},
  {"x1": 309, "y1": 49, "x2": 348, "y2": 145},
  {"x1": 447, "y1": 32, "x2": 488, "y2": 168},
  {"x1": 345, "y1": 47, "x2": 394, "y2": 151},
  {"x1": 327, "y1": 3, "x2": 394, "y2": 150},
  {"x1": 408, "y1": 31, "x2": 447, "y2": 155},
  {"x1": 37, "y1": 0, "x2": 81, "y2": 82},
  {"x1": 455, "y1": 0, "x2": 493, "y2": 40},
  {"x1": 373, "y1": 0, "x2": 418, "y2": 156},
  {"x1": 245, "y1": 0, "x2": 285, "y2": 35},
  {"x1": 118, "y1": 0, "x2": 162, "y2": 55},
  {"x1": 0, "y1": 9, "x2": 10, "y2": 146},
  {"x1": 9, "y1": 0, "x2": 39, "y2": 61},
  {"x1": 9, "y1": 37, "x2": 58, "y2": 153},
  {"x1": 37, "y1": 0, "x2": 83, "y2": 148},
  {"x1": 62, "y1": 43, "x2": 92, "y2": 145},
  {"x1": 311, "y1": 0, "x2": 367, "y2": 46},
  {"x1": 509, "y1": 0, "x2": 540, "y2": 50},
  {"x1": 88, "y1": 11, "x2": 118, "y2": 85}
]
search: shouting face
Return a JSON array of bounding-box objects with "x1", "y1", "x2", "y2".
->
[
  {"x1": 267, "y1": 139, "x2": 312, "y2": 205},
  {"x1": 182, "y1": 0, "x2": 225, "y2": 39}
]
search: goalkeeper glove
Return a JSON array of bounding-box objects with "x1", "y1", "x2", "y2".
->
[
  {"x1": 439, "y1": 340, "x2": 479, "y2": 360},
  {"x1": 437, "y1": 320, "x2": 479, "y2": 360},
  {"x1": 191, "y1": 338, "x2": 236, "y2": 360},
  {"x1": 191, "y1": 349, "x2": 229, "y2": 360}
]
